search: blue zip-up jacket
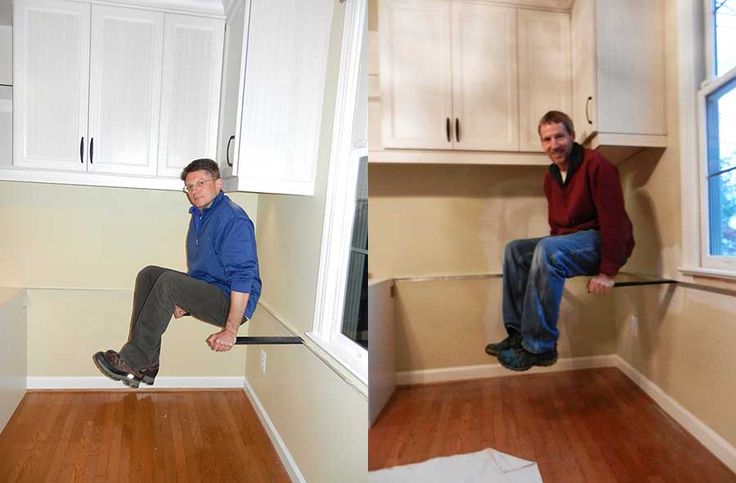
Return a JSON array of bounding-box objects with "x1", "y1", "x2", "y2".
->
[{"x1": 186, "y1": 191, "x2": 261, "y2": 320}]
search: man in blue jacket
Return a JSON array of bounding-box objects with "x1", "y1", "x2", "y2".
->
[{"x1": 93, "y1": 158, "x2": 261, "y2": 388}]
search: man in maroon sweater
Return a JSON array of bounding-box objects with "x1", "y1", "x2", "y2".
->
[{"x1": 486, "y1": 111, "x2": 634, "y2": 371}]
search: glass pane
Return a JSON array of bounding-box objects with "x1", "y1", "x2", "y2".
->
[
  {"x1": 708, "y1": 170, "x2": 736, "y2": 256},
  {"x1": 705, "y1": 77, "x2": 736, "y2": 175},
  {"x1": 341, "y1": 155, "x2": 368, "y2": 348},
  {"x1": 714, "y1": 0, "x2": 736, "y2": 77}
]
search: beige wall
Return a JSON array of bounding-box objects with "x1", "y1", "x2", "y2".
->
[
  {"x1": 610, "y1": 0, "x2": 736, "y2": 449},
  {"x1": 0, "y1": 180, "x2": 257, "y2": 377},
  {"x1": 369, "y1": 164, "x2": 549, "y2": 279},
  {"x1": 244, "y1": 3, "x2": 368, "y2": 481}
]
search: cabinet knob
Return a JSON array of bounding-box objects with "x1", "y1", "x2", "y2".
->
[
  {"x1": 90, "y1": 138, "x2": 94, "y2": 164},
  {"x1": 226, "y1": 135, "x2": 235, "y2": 167},
  {"x1": 585, "y1": 96, "x2": 593, "y2": 125},
  {"x1": 455, "y1": 118, "x2": 461, "y2": 143},
  {"x1": 446, "y1": 118, "x2": 451, "y2": 143},
  {"x1": 79, "y1": 137, "x2": 84, "y2": 164}
]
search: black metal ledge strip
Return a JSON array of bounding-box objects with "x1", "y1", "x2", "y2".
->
[{"x1": 235, "y1": 336, "x2": 304, "y2": 345}]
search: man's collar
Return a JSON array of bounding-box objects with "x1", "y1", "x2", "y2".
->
[
  {"x1": 548, "y1": 143, "x2": 583, "y2": 188},
  {"x1": 189, "y1": 191, "x2": 225, "y2": 216}
]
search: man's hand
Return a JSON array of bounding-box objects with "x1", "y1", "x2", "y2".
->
[
  {"x1": 173, "y1": 305, "x2": 189, "y2": 319},
  {"x1": 588, "y1": 273, "x2": 615, "y2": 294},
  {"x1": 207, "y1": 329, "x2": 237, "y2": 352}
]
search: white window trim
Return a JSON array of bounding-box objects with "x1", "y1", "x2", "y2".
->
[
  {"x1": 697, "y1": 65, "x2": 736, "y2": 273},
  {"x1": 308, "y1": 0, "x2": 368, "y2": 385},
  {"x1": 679, "y1": 0, "x2": 736, "y2": 280}
]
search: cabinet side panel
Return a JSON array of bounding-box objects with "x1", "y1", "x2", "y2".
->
[
  {"x1": 238, "y1": 0, "x2": 334, "y2": 191},
  {"x1": 597, "y1": 0, "x2": 666, "y2": 135}
]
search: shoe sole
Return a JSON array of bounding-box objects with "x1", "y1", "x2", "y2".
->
[
  {"x1": 92, "y1": 352, "x2": 142, "y2": 389},
  {"x1": 498, "y1": 355, "x2": 558, "y2": 372}
]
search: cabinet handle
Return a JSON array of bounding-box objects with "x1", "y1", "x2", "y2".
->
[
  {"x1": 446, "y1": 118, "x2": 451, "y2": 142},
  {"x1": 585, "y1": 96, "x2": 592, "y2": 125},
  {"x1": 80, "y1": 137, "x2": 84, "y2": 164},
  {"x1": 90, "y1": 138, "x2": 94, "y2": 164},
  {"x1": 226, "y1": 135, "x2": 235, "y2": 167},
  {"x1": 455, "y1": 118, "x2": 461, "y2": 143}
]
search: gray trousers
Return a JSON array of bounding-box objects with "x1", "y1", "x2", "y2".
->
[{"x1": 119, "y1": 265, "x2": 238, "y2": 369}]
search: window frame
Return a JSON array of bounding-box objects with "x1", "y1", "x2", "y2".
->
[
  {"x1": 307, "y1": 0, "x2": 368, "y2": 385},
  {"x1": 695, "y1": 0, "x2": 736, "y2": 274}
]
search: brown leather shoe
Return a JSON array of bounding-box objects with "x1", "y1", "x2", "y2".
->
[
  {"x1": 138, "y1": 364, "x2": 159, "y2": 386},
  {"x1": 93, "y1": 350, "x2": 143, "y2": 388}
]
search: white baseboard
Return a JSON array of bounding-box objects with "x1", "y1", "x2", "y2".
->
[
  {"x1": 613, "y1": 356, "x2": 736, "y2": 474},
  {"x1": 242, "y1": 379, "x2": 305, "y2": 483},
  {"x1": 395, "y1": 355, "x2": 618, "y2": 385},
  {"x1": 395, "y1": 355, "x2": 736, "y2": 475},
  {"x1": 26, "y1": 376, "x2": 245, "y2": 389}
]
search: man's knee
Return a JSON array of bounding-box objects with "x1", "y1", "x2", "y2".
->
[{"x1": 137, "y1": 265, "x2": 164, "y2": 284}]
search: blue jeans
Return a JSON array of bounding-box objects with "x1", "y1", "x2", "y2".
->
[{"x1": 502, "y1": 230, "x2": 601, "y2": 354}]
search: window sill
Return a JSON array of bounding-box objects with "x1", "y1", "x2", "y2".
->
[
  {"x1": 305, "y1": 331, "x2": 368, "y2": 393},
  {"x1": 678, "y1": 266, "x2": 736, "y2": 282}
]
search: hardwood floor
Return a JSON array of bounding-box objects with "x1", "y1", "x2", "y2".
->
[
  {"x1": 369, "y1": 368, "x2": 736, "y2": 482},
  {"x1": 0, "y1": 390, "x2": 289, "y2": 482}
]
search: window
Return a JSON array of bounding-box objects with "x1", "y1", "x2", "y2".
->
[
  {"x1": 697, "y1": 0, "x2": 736, "y2": 272},
  {"x1": 341, "y1": 155, "x2": 368, "y2": 349},
  {"x1": 309, "y1": 0, "x2": 368, "y2": 384}
]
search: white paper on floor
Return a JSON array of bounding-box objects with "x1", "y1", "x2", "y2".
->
[{"x1": 369, "y1": 448, "x2": 543, "y2": 483}]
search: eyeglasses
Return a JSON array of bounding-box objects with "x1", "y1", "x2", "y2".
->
[{"x1": 183, "y1": 177, "x2": 219, "y2": 193}]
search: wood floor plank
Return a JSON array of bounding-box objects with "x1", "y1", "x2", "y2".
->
[
  {"x1": 369, "y1": 368, "x2": 736, "y2": 482},
  {"x1": 0, "y1": 390, "x2": 290, "y2": 483}
]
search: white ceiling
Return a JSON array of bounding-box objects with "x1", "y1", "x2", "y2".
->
[{"x1": 0, "y1": 0, "x2": 11, "y2": 26}]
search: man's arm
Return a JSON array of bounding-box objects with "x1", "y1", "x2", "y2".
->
[{"x1": 207, "y1": 290, "x2": 250, "y2": 352}]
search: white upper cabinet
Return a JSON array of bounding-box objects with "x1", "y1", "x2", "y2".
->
[
  {"x1": 8, "y1": 0, "x2": 225, "y2": 189},
  {"x1": 219, "y1": 0, "x2": 335, "y2": 195},
  {"x1": 518, "y1": 8, "x2": 571, "y2": 152},
  {"x1": 379, "y1": 0, "x2": 452, "y2": 149},
  {"x1": 87, "y1": 6, "x2": 163, "y2": 175},
  {"x1": 157, "y1": 14, "x2": 224, "y2": 178},
  {"x1": 571, "y1": 0, "x2": 666, "y2": 155},
  {"x1": 375, "y1": 0, "x2": 572, "y2": 163},
  {"x1": 380, "y1": 0, "x2": 518, "y2": 151},
  {"x1": 451, "y1": 2, "x2": 517, "y2": 151},
  {"x1": 13, "y1": 0, "x2": 89, "y2": 171}
]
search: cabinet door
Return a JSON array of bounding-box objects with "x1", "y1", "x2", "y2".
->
[
  {"x1": 13, "y1": 0, "x2": 89, "y2": 171},
  {"x1": 216, "y1": 0, "x2": 247, "y2": 179},
  {"x1": 158, "y1": 14, "x2": 224, "y2": 178},
  {"x1": 451, "y1": 3, "x2": 517, "y2": 151},
  {"x1": 571, "y1": 0, "x2": 596, "y2": 143},
  {"x1": 379, "y1": 0, "x2": 452, "y2": 149},
  {"x1": 236, "y1": 0, "x2": 334, "y2": 195},
  {"x1": 87, "y1": 5, "x2": 163, "y2": 175},
  {"x1": 518, "y1": 9, "x2": 571, "y2": 152}
]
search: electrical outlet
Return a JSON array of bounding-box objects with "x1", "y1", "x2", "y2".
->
[
  {"x1": 260, "y1": 349, "x2": 267, "y2": 374},
  {"x1": 629, "y1": 315, "x2": 639, "y2": 338}
]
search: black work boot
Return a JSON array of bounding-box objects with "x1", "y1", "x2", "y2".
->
[
  {"x1": 93, "y1": 350, "x2": 143, "y2": 388},
  {"x1": 485, "y1": 330, "x2": 523, "y2": 356},
  {"x1": 138, "y1": 364, "x2": 159, "y2": 386},
  {"x1": 498, "y1": 346, "x2": 558, "y2": 371}
]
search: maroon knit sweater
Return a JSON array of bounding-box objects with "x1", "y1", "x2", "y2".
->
[{"x1": 543, "y1": 143, "x2": 634, "y2": 276}]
